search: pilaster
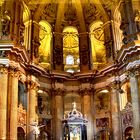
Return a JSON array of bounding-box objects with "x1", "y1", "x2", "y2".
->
[
  {"x1": 110, "y1": 82, "x2": 122, "y2": 140},
  {"x1": 81, "y1": 88, "x2": 94, "y2": 140},
  {"x1": 0, "y1": 67, "x2": 8, "y2": 140},
  {"x1": 128, "y1": 70, "x2": 140, "y2": 140},
  {"x1": 54, "y1": 88, "x2": 64, "y2": 140},
  {"x1": 27, "y1": 80, "x2": 39, "y2": 140},
  {"x1": 8, "y1": 68, "x2": 20, "y2": 140}
]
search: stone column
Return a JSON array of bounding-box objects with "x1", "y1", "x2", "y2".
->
[
  {"x1": 129, "y1": 71, "x2": 140, "y2": 140},
  {"x1": 0, "y1": 67, "x2": 8, "y2": 140},
  {"x1": 53, "y1": 33, "x2": 63, "y2": 71},
  {"x1": 110, "y1": 82, "x2": 122, "y2": 140},
  {"x1": 79, "y1": 34, "x2": 90, "y2": 71},
  {"x1": 82, "y1": 88, "x2": 94, "y2": 140},
  {"x1": 27, "y1": 81, "x2": 38, "y2": 140},
  {"x1": 54, "y1": 89, "x2": 64, "y2": 140},
  {"x1": 8, "y1": 69, "x2": 19, "y2": 140}
]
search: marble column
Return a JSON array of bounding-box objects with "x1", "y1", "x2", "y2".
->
[
  {"x1": 0, "y1": 67, "x2": 8, "y2": 140},
  {"x1": 8, "y1": 69, "x2": 19, "y2": 140},
  {"x1": 110, "y1": 83, "x2": 122, "y2": 140},
  {"x1": 82, "y1": 88, "x2": 94, "y2": 140},
  {"x1": 55, "y1": 89, "x2": 64, "y2": 140},
  {"x1": 129, "y1": 71, "x2": 140, "y2": 140},
  {"x1": 27, "y1": 81, "x2": 38, "y2": 140}
]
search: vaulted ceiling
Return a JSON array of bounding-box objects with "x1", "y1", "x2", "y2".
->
[{"x1": 24, "y1": 0, "x2": 119, "y2": 32}]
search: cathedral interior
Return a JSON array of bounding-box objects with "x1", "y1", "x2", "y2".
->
[{"x1": 0, "y1": 0, "x2": 140, "y2": 140}]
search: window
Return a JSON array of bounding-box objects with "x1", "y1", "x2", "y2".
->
[
  {"x1": 90, "y1": 21, "x2": 106, "y2": 70},
  {"x1": 63, "y1": 26, "x2": 80, "y2": 73},
  {"x1": 39, "y1": 21, "x2": 52, "y2": 70}
]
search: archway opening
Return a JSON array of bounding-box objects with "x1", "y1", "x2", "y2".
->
[{"x1": 17, "y1": 127, "x2": 25, "y2": 140}]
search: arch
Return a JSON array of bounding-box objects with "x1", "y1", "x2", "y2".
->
[
  {"x1": 39, "y1": 20, "x2": 52, "y2": 70},
  {"x1": 63, "y1": 26, "x2": 80, "y2": 73},
  {"x1": 17, "y1": 127, "x2": 25, "y2": 140},
  {"x1": 90, "y1": 20, "x2": 106, "y2": 70}
]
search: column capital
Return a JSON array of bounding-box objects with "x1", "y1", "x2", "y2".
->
[
  {"x1": 0, "y1": 65, "x2": 8, "y2": 74},
  {"x1": 27, "y1": 80, "x2": 39, "y2": 90},
  {"x1": 79, "y1": 88, "x2": 94, "y2": 96},
  {"x1": 54, "y1": 88, "x2": 65, "y2": 96},
  {"x1": 8, "y1": 67, "x2": 21, "y2": 78},
  {"x1": 126, "y1": 69, "x2": 139, "y2": 78}
]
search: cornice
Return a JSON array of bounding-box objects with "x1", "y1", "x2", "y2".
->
[
  {"x1": 0, "y1": 42, "x2": 29, "y2": 65},
  {"x1": 117, "y1": 40, "x2": 140, "y2": 62}
]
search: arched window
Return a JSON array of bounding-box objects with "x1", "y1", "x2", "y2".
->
[
  {"x1": 39, "y1": 21, "x2": 52, "y2": 70},
  {"x1": 90, "y1": 21, "x2": 106, "y2": 70},
  {"x1": 63, "y1": 26, "x2": 80, "y2": 73}
]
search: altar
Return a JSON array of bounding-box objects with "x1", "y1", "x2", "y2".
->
[{"x1": 62, "y1": 102, "x2": 88, "y2": 140}]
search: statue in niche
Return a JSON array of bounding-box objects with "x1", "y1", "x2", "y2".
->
[
  {"x1": 135, "y1": 10, "x2": 140, "y2": 32},
  {"x1": 19, "y1": 23, "x2": 25, "y2": 46},
  {"x1": 33, "y1": 36, "x2": 40, "y2": 58},
  {"x1": 1, "y1": 10, "x2": 10, "y2": 36}
]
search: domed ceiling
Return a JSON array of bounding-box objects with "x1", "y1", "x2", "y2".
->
[{"x1": 24, "y1": 0, "x2": 118, "y2": 32}]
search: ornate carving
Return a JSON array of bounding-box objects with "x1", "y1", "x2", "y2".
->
[
  {"x1": 32, "y1": 36, "x2": 40, "y2": 58},
  {"x1": 43, "y1": 3, "x2": 57, "y2": 18},
  {"x1": 80, "y1": 88, "x2": 93, "y2": 96},
  {"x1": 0, "y1": 66, "x2": 8, "y2": 74},
  {"x1": 120, "y1": 0, "x2": 137, "y2": 44},
  {"x1": 96, "y1": 117, "x2": 109, "y2": 131},
  {"x1": 95, "y1": 93, "x2": 109, "y2": 111},
  {"x1": 27, "y1": 80, "x2": 39, "y2": 90},
  {"x1": 19, "y1": 22, "x2": 25, "y2": 46},
  {"x1": 84, "y1": 3, "x2": 98, "y2": 23},
  {"x1": 0, "y1": 50, "x2": 8, "y2": 58},
  {"x1": 9, "y1": 67, "x2": 20, "y2": 78},
  {"x1": 1, "y1": 10, "x2": 10, "y2": 36},
  {"x1": 18, "y1": 104, "x2": 27, "y2": 127},
  {"x1": 64, "y1": 0, "x2": 77, "y2": 23},
  {"x1": 121, "y1": 102, "x2": 133, "y2": 130},
  {"x1": 135, "y1": 10, "x2": 140, "y2": 32},
  {"x1": 127, "y1": 69, "x2": 139, "y2": 78},
  {"x1": 54, "y1": 88, "x2": 64, "y2": 96}
]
